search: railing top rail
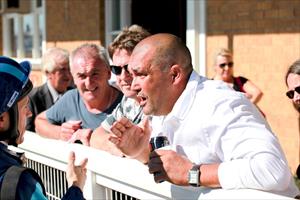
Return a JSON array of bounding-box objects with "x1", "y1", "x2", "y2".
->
[{"x1": 10, "y1": 131, "x2": 294, "y2": 200}]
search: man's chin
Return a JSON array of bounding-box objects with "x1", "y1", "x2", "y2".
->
[{"x1": 124, "y1": 91, "x2": 137, "y2": 98}]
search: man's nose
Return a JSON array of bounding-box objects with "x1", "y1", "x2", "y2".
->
[
  {"x1": 85, "y1": 77, "x2": 93, "y2": 89},
  {"x1": 294, "y1": 91, "x2": 300, "y2": 103},
  {"x1": 131, "y1": 77, "x2": 140, "y2": 91}
]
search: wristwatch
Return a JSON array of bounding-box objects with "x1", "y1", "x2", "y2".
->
[{"x1": 188, "y1": 164, "x2": 201, "y2": 187}]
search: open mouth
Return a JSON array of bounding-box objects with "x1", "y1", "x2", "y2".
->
[
  {"x1": 137, "y1": 96, "x2": 147, "y2": 107},
  {"x1": 137, "y1": 93, "x2": 147, "y2": 106}
]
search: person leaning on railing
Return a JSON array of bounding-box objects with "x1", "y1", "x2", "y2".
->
[
  {"x1": 107, "y1": 33, "x2": 300, "y2": 198},
  {"x1": 0, "y1": 56, "x2": 88, "y2": 200},
  {"x1": 35, "y1": 44, "x2": 123, "y2": 146},
  {"x1": 90, "y1": 24, "x2": 150, "y2": 155}
]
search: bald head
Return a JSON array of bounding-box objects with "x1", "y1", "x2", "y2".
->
[
  {"x1": 132, "y1": 33, "x2": 193, "y2": 73},
  {"x1": 129, "y1": 34, "x2": 194, "y2": 116}
]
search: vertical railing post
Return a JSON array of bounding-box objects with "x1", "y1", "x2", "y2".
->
[{"x1": 83, "y1": 170, "x2": 108, "y2": 199}]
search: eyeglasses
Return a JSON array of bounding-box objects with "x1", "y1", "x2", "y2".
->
[
  {"x1": 219, "y1": 62, "x2": 234, "y2": 68},
  {"x1": 286, "y1": 86, "x2": 300, "y2": 99},
  {"x1": 110, "y1": 64, "x2": 129, "y2": 75}
]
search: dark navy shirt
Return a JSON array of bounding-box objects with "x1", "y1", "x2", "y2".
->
[{"x1": 0, "y1": 142, "x2": 84, "y2": 200}]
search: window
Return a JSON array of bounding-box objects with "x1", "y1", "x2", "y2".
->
[
  {"x1": 2, "y1": 0, "x2": 45, "y2": 62},
  {"x1": 105, "y1": 0, "x2": 131, "y2": 47},
  {"x1": 7, "y1": 0, "x2": 19, "y2": 8}
]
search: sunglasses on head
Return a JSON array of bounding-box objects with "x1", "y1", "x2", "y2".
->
[
  {"x1": 110, "y1": 64, "x2": 129, "y2": 75},
  {"x1": 219, "y1": 62, "x2": 234, "y2": 68},
  {"x1": 286, "y1": 86, "x2": 300, "y2": 99}
]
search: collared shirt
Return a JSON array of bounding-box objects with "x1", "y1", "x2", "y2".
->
[
  {"x1": 102, "y1": 96, "x2": 143, "y2": 132},
  {"x1": 47, "y1": 81, "x2": 61, "y2": 103},
  {"x1": 151, "y1": 71, "x2": 299, "y2": 197}
]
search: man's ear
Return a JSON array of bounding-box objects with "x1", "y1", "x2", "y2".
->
[{"x1": 170, "y1": 64, "x2": 182, "y2": 84}]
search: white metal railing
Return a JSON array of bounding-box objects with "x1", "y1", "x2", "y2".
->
[{"x1": 9, "y1": 131, "x2": 294, "y2": 200}]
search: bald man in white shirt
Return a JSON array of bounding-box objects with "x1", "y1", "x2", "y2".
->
[{"x1": 107, "y1": 33, "x2": 300, "y2": 198}]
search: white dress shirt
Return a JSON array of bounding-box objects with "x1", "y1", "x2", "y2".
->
[
  {"x1": 151, "y1": 71, "x2": 299, "y2": 197},
  {"x1": 47, "y1": 81, "x2": 61, "y2": 103}
]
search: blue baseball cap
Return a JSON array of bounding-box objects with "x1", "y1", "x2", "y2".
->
[{"x1": 0, "y1": 56, "x2": 33, "y2": 115}]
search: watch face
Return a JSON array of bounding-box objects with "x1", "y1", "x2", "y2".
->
[{"x1": 188, "y1": 165, "x2": 200, "y2": 186}]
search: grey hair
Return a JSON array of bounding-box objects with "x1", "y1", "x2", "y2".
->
[
  {"x1": 42, "y1": 47, "x2": 69, "y2": 74},
  {"x1": 70, "y1": 43, "x2": 110, "y2": 73}
]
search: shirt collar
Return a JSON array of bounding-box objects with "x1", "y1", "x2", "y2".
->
[
  {"x1": 166, "y1": 70, "x2": 206, "y2": 121},
  {"x1": 0, "y1": 142, "x2": 26, "y2": 165},
  {"x1": 150, "y1": 71, "x2": 206, "y2": 138},
  {"x1": 47, "y1": 81, "x2": 61, "y2": 102}
]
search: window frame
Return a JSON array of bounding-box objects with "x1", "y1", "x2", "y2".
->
[
  {"x1": 1, "y1": 0, "x2": 45, "y2": 68},
  {"x1": 104, "y1": 0, "x2": 131, "y2": 48}
]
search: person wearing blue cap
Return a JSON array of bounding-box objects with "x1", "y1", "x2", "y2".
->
[{"x1": 0, "y1": 56, "x2": 88, "y2": 199}]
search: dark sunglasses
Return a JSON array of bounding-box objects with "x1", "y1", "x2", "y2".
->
[
  {"x1": 110, "y1": 64, "x2": 129, "y2": 75},
  {"x1": 286, "y1": 86, "x2": 300, "y2": 99},
  {"x1": 219, "y1": 62, "x2": 234, "y2": 68}
]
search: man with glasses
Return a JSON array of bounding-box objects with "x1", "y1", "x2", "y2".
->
[
  {"x1": 90, "y1": 25, "x2": 150, "y2": 155},
  {"x1": 212, "y1": 48, "x2": 263, "y2": 105},
  {"x1": 26, "y1": 48, "x2": 73, "y2": 132}
]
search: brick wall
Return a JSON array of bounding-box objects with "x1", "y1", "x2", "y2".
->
[
  {"x1": 29, "y1": 0, "x2": 105, "y2": 87},
  {"x1": 45, "y1": 0, "x2": 104, "y2": 52},
  {"x1": 206, "y1": 0, "x2": 300, "y2": 173}
]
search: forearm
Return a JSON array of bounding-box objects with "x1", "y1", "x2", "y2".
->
[
  {"x1": 250, "y1": 91, "x2": 262, "y2": 104},
  {"x1": 35, "y1": 118, "x2": 61, "y2": 139},
  {"x1": 218, "y1": 154, "x2": 290, "y2": 190},
  {"x1": 199, "y1": 163, "x2": 220, "y2": 187},
  {"x1": 90, "y1": 127, "x2": 123, "y2": 156},
  {"x1": 135, "y1": 146, "x2": 151, "y2": 164}
]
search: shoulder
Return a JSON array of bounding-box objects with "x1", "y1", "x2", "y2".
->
[
  {"x1": 236, "y1": 76, "x2": 248, "y2": 83},
  {"x1": 17, "y1": 170, "x2": 46, "y2": 199},
  {"x1": 58, "y1": 89, "x2": 80, "y2": 103},
  {"x1": 0, "y1": 166, "x2": 46, "y2": 200},
  {"x1": 105, "y1": 89, "x2": 123, "y2": 113},
  {"x1": 63, "y1": 88, "x2": 79, "y2": 97},
  {"x1": 196, "y1": 79, "x2": 248, "y2": 108},
  {"x1": 29, "y1": 84, "x2": 48, "y2": 98}
]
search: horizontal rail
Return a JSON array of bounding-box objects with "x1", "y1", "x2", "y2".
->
[{"x1": 8, "y1": 131, "x2": 293, "y2": 200}]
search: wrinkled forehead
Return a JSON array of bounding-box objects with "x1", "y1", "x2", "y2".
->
[
  {"x1": 72, "y1": 56, "x2": 107, "y2": 73},
  {"x1": 128, "y1": 45, "x2": 153, "y2": 72}
]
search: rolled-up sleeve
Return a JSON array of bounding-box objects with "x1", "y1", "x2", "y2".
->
[
  {"x1": 215, "y1": 98, "x2": 292, "y2": 191},
  {"x1": 218, "y1": 153, "x2": 291, "y2": 190}
]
